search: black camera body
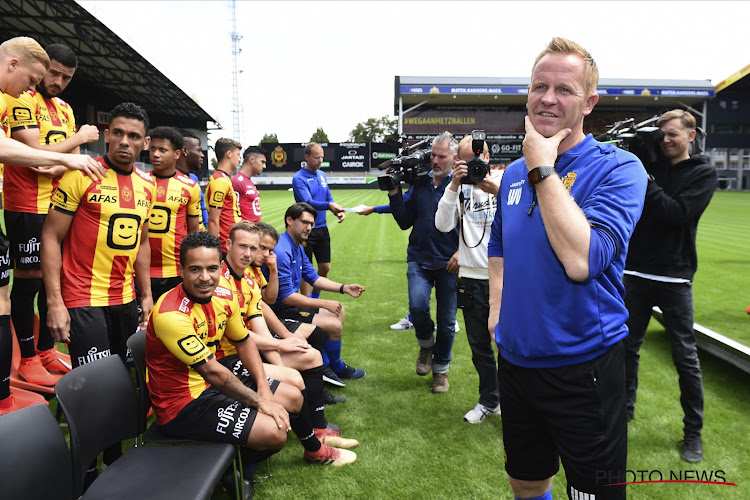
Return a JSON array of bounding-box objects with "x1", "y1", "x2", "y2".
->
[
  {"x1": 462, "y1": 130, "x2": 489, "y2": 184},
  {"x1": 596, "y1": 117, "x2": 665, "y2": 167},
  {"x1": 377, "y1": 138, "x2": 432, "y2": 191}
]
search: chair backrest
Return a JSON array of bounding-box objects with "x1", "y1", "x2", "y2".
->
[
  {"x1": 0, "y1": 403, "x2": 74, "y2": 500},
  {"x1": 126, "y1": 329, "x2": 150, "y2": 434},
  {"x1": 54, "y1": 354, "x2": 140, "y2": 497}
]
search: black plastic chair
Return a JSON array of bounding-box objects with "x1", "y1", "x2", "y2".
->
[
  {"x1": 126, "y1": 329, "x2": 185, "y2": 444},
  {"x1": 0, "y1": 403, "x2": 74, "y2": 500},
  {"x1": 54, "y1": 354, "x2": 238, "y2": 499}
]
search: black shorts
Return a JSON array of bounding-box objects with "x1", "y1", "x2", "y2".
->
[
  {"x1": 4, "y1": 210, "x2": 45, "y2": 270},
  {"x1": 498, "y1": 341, "x2": 627, "y2": 499},
  {"x1": 151, "y1": 276, "x2": 183, "y2": 302},
  {"x1": 161, "y1": 354, "x2": 280, "y2": 446},
  {"x1": 273, "y1": 305, "x2": 318, "y2": 324},
  {"x1": 279, "y1": 319, "x2": 324, "y2": 351},
  {"x1": 304, "y1": 226, "x2": 331, "y2": 264},
  {"x1": 0, "y1": 228, "x2": 10, "y2": 287},
  {"x1": 68, "y1": 302, "x2": 139, "y2": 368}
]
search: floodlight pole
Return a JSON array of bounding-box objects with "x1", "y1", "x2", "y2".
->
[{"x1": 230, "y1": 0, "x2": 243, "y2": 144}]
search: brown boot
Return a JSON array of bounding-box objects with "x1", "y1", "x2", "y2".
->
[{"x1": 432, "y1": 373, "x2": 449, "y2": 393}]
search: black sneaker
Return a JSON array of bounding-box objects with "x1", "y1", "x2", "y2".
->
[
  {"x1": 221, "y1": 466, "x2": 253, "y2": 500},
  {"x1": 321, "y1": 365, "x2": 346, "y2": 387},
  {"x1": 336, "y1": 363, "x2": 365, "y2": 380},
  {"x1": 322, "y1": 390, "x2": 347, "y2": 405},
  {"x1": 680, "y1": 435, "x2": 702, "y2": 463}
]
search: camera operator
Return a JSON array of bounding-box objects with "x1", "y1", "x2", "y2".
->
[
  {"x1": 388, "y1": 131, "x2": 459, "y2": 394},
  {"x1": 623, "y1": 109, "x2": 717, "y2": 463},
  {"x1": 435, "y1": 134, "x2": 502, "y2": 422}
]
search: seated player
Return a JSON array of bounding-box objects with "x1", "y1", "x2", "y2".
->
[
  {"x1": 253, "y1": 222, "x2": 346, "y2": 405},
  {"x1": 218, "y1": 221, "x2": 357, "y2": 449},
  {"x1": 271, "y1": 203, "x2": 366, "y2": 387},
  {"x1": 146, "y1": 232, "x2": 356, "y2": 477}
]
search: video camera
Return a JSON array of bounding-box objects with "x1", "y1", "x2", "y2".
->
[
  {"x1": 462, "y1": 130, "x2": 489, "y2": 184},
  {"x1": 596, "y1": 115, "x2": 707, "y2": 169},
  {"x1": 596, "y1": 116, "x2": 665, "y2": 166},
  {"x1": 377, "y1": 138, "x2": 432, "y2": 191}
]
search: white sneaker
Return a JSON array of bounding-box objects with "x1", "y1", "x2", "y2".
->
[
  {"x1": 454, "y1": 322, "x2": 460, "y2": 333},
  {"x1": 390, "y1": 316, "x2": 413, "y2": 331},
  {"x1": 463, "y1": 403, "x2": 501, "y2": 424}
]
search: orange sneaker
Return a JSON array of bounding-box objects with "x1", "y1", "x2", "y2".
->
[
  {"x1": 0, "y1": 389, "x2": 47, "y2": 417},
  {"x1": 314, "y1": 427, "x2": 359, "y2": 449},
  {"x1": 37, "y1": 346, "x2": 72, "y2": 373},
  {"x1": 18, "y1": 355, "x2": 58, "y2": 386},
  {"x1": 304, "y1": 443, "x2": 357, "y2": 466}
]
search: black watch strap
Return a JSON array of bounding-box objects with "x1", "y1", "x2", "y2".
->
[{"x1": 527, "y1": 166, "x2": 557, "y2": 185}]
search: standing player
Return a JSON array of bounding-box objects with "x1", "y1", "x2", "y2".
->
[
  {"x1": 41, "y1": 102, "x2": 155, "y2": 368},
  {"x1": 4, "y1": 43, "x2": 100, "y2": 385},
  {"x1": 0, "y1": 36, "x2": 106, "y2": 416},
  {"x1": 175, "y1": 128, "x2": 208, "y2": 227},
  {"x1": 147, "y1": 126, "x2": 201, "y2": 301},
  {"x1": 232, "y1": 146, "x2": 266, "y2": 223},
  {"x1": 206, "y1": 137, "x2": 242, "y2": 255},
  {"x1": 292, "y1": 142, "x2": 345, "y2": 299}
]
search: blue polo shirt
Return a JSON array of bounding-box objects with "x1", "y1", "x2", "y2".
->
[{"x1": 271, "y1": 231, "x2": 320, "y2": 309}]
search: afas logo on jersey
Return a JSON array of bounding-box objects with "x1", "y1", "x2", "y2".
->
[
  {"x1": 214, "y1": 286, "x2": 232, "y2": 299},
  {"x1": 271, "y1": 146, "x2": 287, "y2": 168},
  {"x1": 88, "y1": 193, "x2": 118, "y2": 204}
]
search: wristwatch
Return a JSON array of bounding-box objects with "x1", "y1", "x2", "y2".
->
[{"x1": 527, "y1": 166, "x2": 557, "y2": 185}]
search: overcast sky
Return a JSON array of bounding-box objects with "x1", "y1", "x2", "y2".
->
[{"x1": 78, "y1": 0, "x2": 749, "y2": 150}]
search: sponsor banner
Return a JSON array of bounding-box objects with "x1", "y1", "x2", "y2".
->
[
  {"x1": 250, "y1": 176, "x2": 369, "y2": 186},
  {"x1": 261, "y1": 143, "x2": 374, "y2": 172},
  {"x1": 403, "y1": 107, "x2": 526, "y2": 135},
  {"x1": 252, "y1": 177, "x2": 294, "y2": 185},
  {"x1": 400, "y1": 85, "x2": 714, "y2": 98},
  {"x1": 327, "y1": 177, "x2": 368, "y2": 185},
  {"x1": 400, "y1": 85, "x2": 528, "y2": 96}
]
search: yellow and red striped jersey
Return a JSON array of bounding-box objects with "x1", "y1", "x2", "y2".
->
[
  {"x1": 146, "y1": 282, "x2": 248, "y2": 425},
  {"x1": 216, "y1": 260, "x2": 264, "y2": 358},
  {"x1": 148, "y1": 172, "x2": 202, "y2": 278},
  {"x1": 51, "y1": 156, "x2": 155, "y2": 308},
  {"x1": 205, "y1": 170, "x2": 240, "y2": 253},
  {"x1": 0, "y1": 95, "x2": 10, "y2": 180},
  {"x1": 4, "y1": 90, "x2": 77, "y2": 214}
]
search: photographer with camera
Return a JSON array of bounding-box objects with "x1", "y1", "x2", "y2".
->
[
  {"x1": 623, "y1": 109, "x2": 717, "y2": 463},
  {"x1": 388, "y1": 132, "x2": 459, "y2": 393},
  {"x1": 435, "y1": 132, "x2": 502, "y2": 422}
]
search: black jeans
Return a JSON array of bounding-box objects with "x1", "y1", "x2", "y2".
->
[
  {"x1": 623, "y1": 275, "x2": 703, "y2": 437},
  {"x1": 459, "y1": 277, "x2": 499, "y2": 408}
]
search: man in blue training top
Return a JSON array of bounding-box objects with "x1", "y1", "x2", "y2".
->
[
  {"x1": 292, "y1": 142, "x2": 344, "y2": 298},
  {"x1": 270, "y1": 202, "x2": 365, "y2": 384},
  {"x1": 488, "y1": 37, "x2": 647, "y2": 500}
]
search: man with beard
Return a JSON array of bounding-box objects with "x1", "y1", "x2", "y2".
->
[
  {"x1": 387, "y1": 131, "x2": 460, "y2": 393},
  {"x1": 4, "y1": 43, "x2": 100, "y2": 385},
  {"x1": 0, "y1": 36, "x2": 105, "y2": 416}
]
